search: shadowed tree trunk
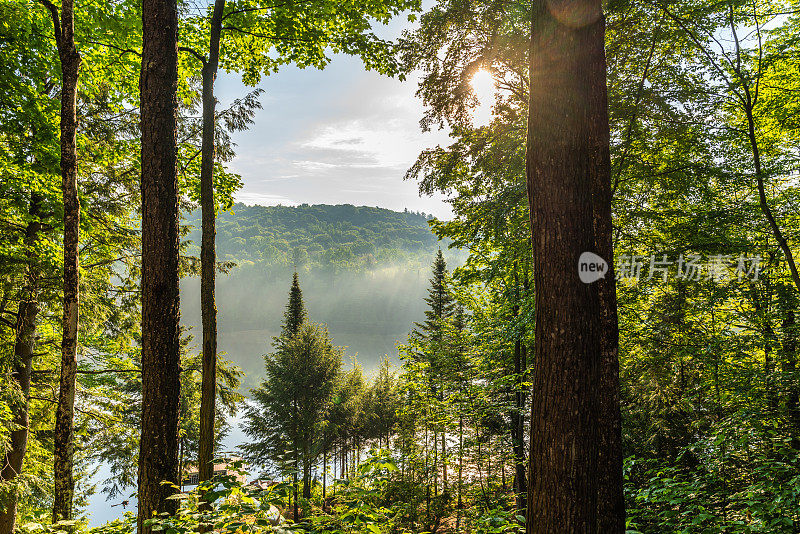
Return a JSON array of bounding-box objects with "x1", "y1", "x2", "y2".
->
[
  {"x1": 322, "y1": 448, "x2": 327, "y2": 502},
  {"x1": 40, "y1": 0, "x2": 83, "y2": 522},
  {"x1": 587, "y1": 3, "x2": 625, "y2": 531},
  {"x1": 524, "y1": 0, "x2": 606, "y2": 531},
  {"x1": 198, "y1": 0, "x2": 226, "y2": 495},
  {"x1": 782, "y1": 306, "x2": 800, "y2": 449},
  {"x1": 456, "y1": 414, "x2": 463, "y2": 531},
  {"x1": 137, "y1": 0, "x2": 181, "y2": 529},
  {"x1": 512, "y1": 337, "x2": 528, "y2": 512},
  {"x1": 0, "y1": 196, "x2": 43, "y2": 534},
  {"x1": 303, "y1": 442, "x2": 312, "y2": 500}
]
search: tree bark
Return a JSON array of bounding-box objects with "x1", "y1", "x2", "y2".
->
[
  {"x1": 0, "y1": 197, "x2": 43, "y2": 534},
  {"x1": 50, "y1": 0, "x2": 82, "y2": 521},
  {"x1": 782, "y1": 307, "x2": 800, "y2": 449},
  {"x1": 137, "y1": 0, "x2": 181, "y2": 529},
  {"x1": 441, "y1": 428, "x2": 447, "y2": 491},
  {"x1": 512, "y1": 337, "x2": 528, "y2": 512},
  {"x1": 198, "y1": 0, "x2": 226, "y2": 494},
  {"x1": 303, "y1": 453, "x2": 312, "y2": 500},
  {"x1": 456, "y1": 415, "x2": 463, "y2": 531},
  {"x1": 587, "y1": 6, "x2": 625, "y2": 532},
  {"x1": 322, "y1": 448, "x2": 327, "y2": 502},
  {"x1": 525, "y1": 1, "x2": 605, "y2": 531}
]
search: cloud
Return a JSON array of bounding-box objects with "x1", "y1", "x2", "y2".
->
[
  {"x1": 234, "y1": 191, "x2": 298, "y2": 206},
  {"x1": 218, "y1": 56, "x2": 453, "y2": 218}
]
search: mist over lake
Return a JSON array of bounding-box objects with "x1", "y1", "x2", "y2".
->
[{"x1": 180, "y1": 203, "x2": 464, "y2": 386}]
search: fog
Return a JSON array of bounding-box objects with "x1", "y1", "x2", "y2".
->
[{"x1": 180, "y1": 257, "x2": 460, "y2": 390}]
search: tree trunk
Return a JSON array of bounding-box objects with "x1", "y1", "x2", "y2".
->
[
  {"x1": 302, "y1": 440, "x2": 312, "y2": 500},
  {"x1": 456, "y1": 415, "x2": 463, "y2": 531},
  {"x1": 525, "y1": 1, "x2": 605, "y2": 531},
  {"x1": 587, "y1": 4, "x2": 625, "y2": 531},
  {"x1": 782, "y1": 308, "x2": 800, "y2": 449},
  {"x1": 52, "y1": 0, "x2": 82, "y2": 521},
  {"x1": 293, "y1": 459, "x2": 299, "y2": 519},
  {"x1": 198, "y1": 0, "x2": 226, "y2": 494},
  {"x1": 441, "y1": 428, "x2": 447, "y2": 491},
  {"x1": 137, "y1": 0, "x2": 181, "y2": 529},
  {"x1": 512, "y1": 336, "x2": 528, "y2": 512},
  {"x1": 0, "y1": 197, "x2": 42, "y2": 534},
  {"x1": 433, "y1": 426, "x2": 438, "y2": 496}
]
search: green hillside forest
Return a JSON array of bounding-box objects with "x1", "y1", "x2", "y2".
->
[
  {"x1": 181, "y1": 204, "x2": 461, "y2": 385},
  {"x1": 5, "y1": 0, "x2": 800, "y2": 533}
]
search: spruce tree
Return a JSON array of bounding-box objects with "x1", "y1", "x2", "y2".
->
[
  {"x1": 242, "y1": 323, "x2": 342, "y2": 512},
  {"x1": 411, "y1": 249, "x2": 456, "y2": 498},
  {"x1": 279, "y1": 272, "x2": 307, "y2": 344},
  {"x1": 414, "y1": 249, "x2": 456, "y2": 344}
]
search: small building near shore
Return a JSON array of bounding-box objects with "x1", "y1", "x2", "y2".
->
[{"x1": 181, "y1": 456, "x2": 248, "y2": 487}]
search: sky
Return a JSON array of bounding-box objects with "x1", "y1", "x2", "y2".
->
[
  {"x1": 215, "y1": 45, "x2": 455, "y2": 218},
  {"x1": 212, "y1": 5, "x2": 497, "y2": 221}
]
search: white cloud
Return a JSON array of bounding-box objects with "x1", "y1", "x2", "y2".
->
[
  {"x1": 218, "y1": 56, "x2": 454, "y2": 219},
  {"x1": 234, "y1": 191, "x2": 298, "y2": 206}
]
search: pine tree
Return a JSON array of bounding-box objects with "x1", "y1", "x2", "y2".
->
[
  {"x1": 242, "y1": 323, "x2": 342, "y2": 513},
  {"x1": 414, "y1": 249, "x2": 456, "y2": 345},
  {"x1": 278, "y1": 272, "x2": 307, "y2": 345}
]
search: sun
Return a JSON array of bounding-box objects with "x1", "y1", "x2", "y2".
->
[{"x1": 470, "y1": 69, "x2": 496, "y2": 126}]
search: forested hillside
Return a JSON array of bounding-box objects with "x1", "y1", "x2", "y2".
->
[
  {"x1": 181, "y1": 203, "x2": 458, "y2": 385},
  {"x1": 184, "y1": 203, "x2": 439, "y2": 268}
]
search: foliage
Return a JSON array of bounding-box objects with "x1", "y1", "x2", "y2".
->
[{"x1": 185, "y1": 203, "x2": 441, "y2": 270}]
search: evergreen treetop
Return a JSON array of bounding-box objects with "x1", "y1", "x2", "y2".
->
[
  {"x1": 277, "y1": 272, "x2": 307, "y2": 347},
  {"x1": 414, "y1": 249, "x2": 456, "y2": 343}
]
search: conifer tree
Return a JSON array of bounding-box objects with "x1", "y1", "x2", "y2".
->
[
  {"x1": 243, "y1": 273, "x2": 340, "y2": 517},
  {"x1": 279, "y1": 272, "x2": 307, "y2": 344},
  {"x1": 242, "y1": 323, "x2": 341, "y2": 514},
  {"x1": 414, "y1": 250, "x2": 455, "y2": 344},
  {"x1": 411, "y1": 249, "x2": 456, "y2": 497}
]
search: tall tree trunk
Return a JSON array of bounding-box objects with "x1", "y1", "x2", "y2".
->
[
  {"x1": 293, "y1": 465, "x2": 299, "y2": 519},
  {"x1": 433, "y1": 426, "x2": 438, "y2": 496},
  {"x1": 525, "y1": 1, "x2": 604, "y2": 531},
  {"x1": 303, "y1": 464, "x2": 311, "y2": 499},
  {"x1": 512, "y1": 334, "x2": 528, "y2": 512},
  {"x1": 782, "y1": 307, "x2": 800, "y2": 449},
  {"x1": 441, "y1": 429, "x2": 447, "y2": 491},
  {"x1": 302, "y1": 440, "x2": 312, "y2": 500},
  {"x1": 456, "y1": 415, "x2": 463, "y2": 531},
  {"x1": 198, "y1": 0, "x2": 226, "y2": 493},
  {"x1": 137, "y1": 0, "x2": 181, "y2": 529},
  {"x1": 0, "y1": 197, "x2": 43, "y2": 534},
  {"x1": 322, "y1": 448, "x2": 327, "y2": 502},
  {"x1": 587, "y1": 5, "x2": 625, "y2": 531},
  {"x1": 50, "y1": 0, "x2": 82, "y2": 521}
]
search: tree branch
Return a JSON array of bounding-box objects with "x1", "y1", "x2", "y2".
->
[
  {"x1": 83, "y1": 39, "x2": 141, "y2": 57},
  {"x1": 36, "y1": 0, "x2": 62, "y2": 51},
  {"x1": 179, "y1": 46, "x2": 207, "y2": 66},
  {"x1": 222, "y1": 25, "x2": 314, "y2": 42},
  {"x1": 32, "y1": 368, "x2": 140, "y2": 375}
]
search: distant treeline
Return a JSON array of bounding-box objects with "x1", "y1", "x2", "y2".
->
[{"x1": 184, "y1": 203, "x2": 441, "y2": 269}]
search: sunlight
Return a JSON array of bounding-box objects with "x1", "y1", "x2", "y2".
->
[{"x1": 470, "y1": 68, "x2": 496, "y2": 127}]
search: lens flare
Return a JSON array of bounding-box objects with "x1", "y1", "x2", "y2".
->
[
  {"x1": 470, "y1": 69, "x2": 496, "y2": 126},
  {"x1": 546, "y1": 0, "x2": 602, "y2": 28}
]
